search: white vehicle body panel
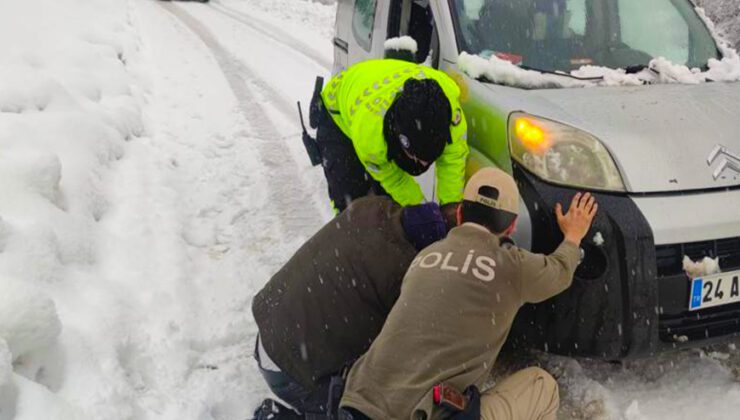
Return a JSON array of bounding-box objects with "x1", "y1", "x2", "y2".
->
[
  {"x1": 522, "y1": 83, "x2": 740, "y2": 193},
  {"x1": 632, "y1": 189, "x2": 740, "y2": 245}
]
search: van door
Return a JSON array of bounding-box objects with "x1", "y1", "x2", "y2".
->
[
  {"x1": 349, "y1": 0, "x2": 383, "y2": 65},
  {"x1": 334, "y1": 0, "x2": 384, "y2": 71},
  {"x1": 332, "y1": 0, "x2": 353, "y2": 73}
]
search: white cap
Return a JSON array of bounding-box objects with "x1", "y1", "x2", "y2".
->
[{"x1": 463, "y1": 167, "x2": 519, "y2": 214}]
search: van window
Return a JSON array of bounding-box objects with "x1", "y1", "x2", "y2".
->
[
  {"x1": 353, "y1": 0, "x2": 378, "y2": 51},
  {"x1": 450, "y1": 0, "x2": 719, "y2": 73},
  {"x1": 565, "y1": 0, "x2": 585, "y2": 36},
  {"x1": 618, "y1": 0, "x2": 688, "y2": 65}
]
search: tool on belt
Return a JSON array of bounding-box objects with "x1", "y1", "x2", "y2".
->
[
  {"x1": 296, "y1": 76, "x2": 325, "y2": 167},
  {"x1": 433, "y1": 383, "x2": 481, "y2": 420},
  {"x1": 433, "y1": 383, "x2": 468, "y2": 411}
]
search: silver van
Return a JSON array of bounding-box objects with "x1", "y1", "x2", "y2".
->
[{"x1": 330, "y1": 0, "x2": 740, "y2": 359}]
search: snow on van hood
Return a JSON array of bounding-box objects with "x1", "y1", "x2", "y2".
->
[
  {"x1": 458, "y1": 50, "x2": 740, "y2": 90},
  {"x1": 507, "y1": 82, "x2": 740, "y2": 193}
]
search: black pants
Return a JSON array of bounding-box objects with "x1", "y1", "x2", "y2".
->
[
  {"x1": 255, "y1": 338, "x2": 330, "y2": 416},
  {"x1": 316, "y1": 109, "x2": 388, "y2": 212},
  {"x1": 255, "y1": 335, "x2": 365, "y2": 420},
  {"x1": 256, "y1": 364, "x2": 370, "y2": 420},
  {"x1": 338, "y1": 408, "x2": 371, "y2": 420}
]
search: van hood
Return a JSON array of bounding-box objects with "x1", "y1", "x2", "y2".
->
[{"x1": 508, "y1": 82, "x2": 740, "y2": 193}]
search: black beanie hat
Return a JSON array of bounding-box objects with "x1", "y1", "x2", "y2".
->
[{"x1": 385, "y1": 78, "x2": 452, "y2": 163}]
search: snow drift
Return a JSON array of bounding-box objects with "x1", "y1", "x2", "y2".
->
[
  {"x1": 0, "y1": 0, "x2": 143, "y2": 417},
  {"x1": 0, "y1": 339, "x2": 15, "y2": 420},
  {"x1": 0, "y1": 278, "x2": 62, "y2": 360}
]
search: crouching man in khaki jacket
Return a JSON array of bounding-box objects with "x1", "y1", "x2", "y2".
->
[{"x1": 338, "y1": 167, "x2": 598, "y2": 420}]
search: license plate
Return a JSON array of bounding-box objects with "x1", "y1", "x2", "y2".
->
[{"x1": 689, "y1": 270, "x2": 740, "y2": 311}]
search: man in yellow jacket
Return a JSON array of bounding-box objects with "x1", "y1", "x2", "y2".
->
[{"x1": 318, "y1": 59, "x2": 469, "y2": 214}]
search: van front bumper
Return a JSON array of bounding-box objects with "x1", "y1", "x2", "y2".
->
[{"x1": 509, "y1": 164, "x2": 740, "y2": 359}]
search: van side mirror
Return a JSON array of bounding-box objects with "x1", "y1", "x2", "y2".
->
[{"x1": 384, "y1": 36, "x2": 418, "y2": 63}]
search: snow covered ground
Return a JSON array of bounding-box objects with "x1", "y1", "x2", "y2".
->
[
  {"x1": 1, "y1": 0, "x2": 740, "y2": 419},
  {"x1": 0, "y1": 0, "x2": 331, "y2": 418}
]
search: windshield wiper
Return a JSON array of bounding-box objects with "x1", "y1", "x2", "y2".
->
[
  {"x1": 518, "y1": 64, "x2": 605, "y2": 81},
  {"x1": 625, "y1": 64, "x2": 648, "y2": 74}
]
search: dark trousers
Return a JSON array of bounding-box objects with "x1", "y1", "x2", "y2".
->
[
  {"x1": 338, "y1": 408, "x2": 371, "y2": 420},
  {"x1": 257, "y1": 367, "x2": 330, "y2": 415},
  {"x1": 255, "y1": 337, "x2": 332, "y2": 417},
  {"x1": 316, "y1": 109, "x2": 388, "y2": 212}
]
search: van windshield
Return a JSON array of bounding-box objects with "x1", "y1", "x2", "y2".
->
[{"x1": 450, "y1": 0, "x2": 720, "y2": 73}]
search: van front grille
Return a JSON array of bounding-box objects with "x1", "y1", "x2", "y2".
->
[
  {"x1": 657, "y1": 237, "x2": 740, "y2": 343},
  {"x1": 656, "y1": 237, "x2": 740, "y2": 277}
]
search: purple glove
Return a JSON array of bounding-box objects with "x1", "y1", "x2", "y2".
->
[{"x1": 401, "y1": 203, "x2": 447, "y2": 250}]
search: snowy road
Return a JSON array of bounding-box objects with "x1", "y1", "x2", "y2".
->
[
  {"x1": 155, "y1": 1, "x2": 328, "y2": 237},
  {"x1": 94, "y1": 0, "x2": 334, "y2": 417},
  {"x1": 2, "y1": 0, "x2": 740, "y2": 419}
]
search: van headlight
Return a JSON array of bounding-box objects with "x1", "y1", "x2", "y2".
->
[{"x1": 508, "y1": 113, "x2": 626, "y2": 192}]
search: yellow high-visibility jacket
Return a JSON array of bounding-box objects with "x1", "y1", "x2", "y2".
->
[{"x1": 321, "y1": 59, "x2": 469, "y2": 206}]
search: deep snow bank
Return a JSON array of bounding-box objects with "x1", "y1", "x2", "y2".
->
[
  {"x1": 0, "y1": 339, "x2": 14, "y2": 420},
  {"x1": 0, "y1": 0, "x2": 143, "y2": 417},
  {"x1": 0, "y1": 278, "x2": 61, "y2": 361}
]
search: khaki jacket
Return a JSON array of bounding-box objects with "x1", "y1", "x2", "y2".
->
[{"x1": 340, "y1": 223, "x2": 580, "y2": 419}]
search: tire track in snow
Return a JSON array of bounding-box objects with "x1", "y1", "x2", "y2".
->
[
  {"x1": 158, "y1": 2, "x2": 323, "y2": 238},
  {"x1": 208, "y1": 1, "x2": 332, "y2": 71}
]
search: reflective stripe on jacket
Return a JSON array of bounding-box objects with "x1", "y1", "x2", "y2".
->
[{"x1": 321, "y1": 59, "x2": 469, "y2": 205}]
